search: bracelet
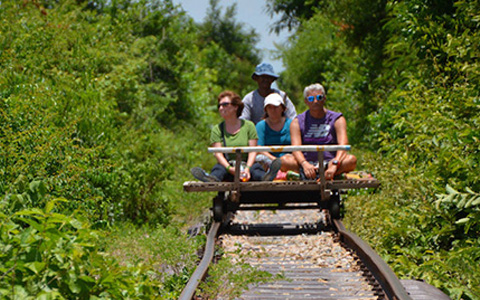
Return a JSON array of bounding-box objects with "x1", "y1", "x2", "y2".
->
[
  {"x1": 226, "y1": 165, "x2": 231, "y2": 170},
  {"x1": 245, "y1": 165, "x2": 250, "y2": 169},
  {"x1": 301, "y1": 160, "x2": 308, "y2": 165}
]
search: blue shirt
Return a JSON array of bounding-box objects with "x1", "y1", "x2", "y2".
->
[{"x1": 256, "y1": 118, "x2": 292, "y2": 157}]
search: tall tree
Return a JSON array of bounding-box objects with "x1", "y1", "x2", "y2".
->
[
  {"x1": 196, "y1": 0, "x2": 260, "y2": 94},
  {"x1": 201, "y1": 0, "x2": 259, "y2": 62},
  {"x1": 266, "y1": 0, "x2": 389, "y2": 143},
  {"x1": 265, "y1": 0, "x2": 323, "y2": 33}
]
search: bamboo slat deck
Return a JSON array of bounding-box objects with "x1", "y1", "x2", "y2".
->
[{"x1": 183, "y1": 178, "x2": 380, "y2": 192}]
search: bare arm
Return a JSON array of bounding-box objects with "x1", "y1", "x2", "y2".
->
[
  {"x1": 212, "y1": 142, "x2": 230, "y2": 169},
  {"x1": 243, "y1": 139, "x2": 258, "y2": 180},
  {"x1": 247, "y1": 139, "x2": 258, "y2": 167},
  {"x1": 290, "y1": 118, "x2": 304, "y2": 162},
  {"x1": 332, "y1": 116, "x2": 349, "y2": 162}
]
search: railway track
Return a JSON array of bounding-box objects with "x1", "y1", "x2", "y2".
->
[
  {"x1": 179, "y1": 207, "x2": 437, "y2": 300},
  {"x1": 180, "y1": 207, "x2": 451, "y2": 300},
  {"x1": 181, "y1": 146, "x2": 450, "y2": 299}
]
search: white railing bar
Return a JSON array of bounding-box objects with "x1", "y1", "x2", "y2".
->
[{"x1": 207, "y1": 145, "x2": 351, "y2": 153}]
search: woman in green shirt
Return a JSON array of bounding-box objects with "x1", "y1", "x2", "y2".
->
[{"x1": 191, "y1": 90, "x2": 280, "y2": 182}]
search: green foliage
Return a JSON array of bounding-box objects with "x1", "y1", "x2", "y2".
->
[
  {"x1": 354, "y1": 0, "x2": 479, "y2": 296},
  {"x1": 274, "y1": 0, "x2": 480, "y2": 298},
  {"x1": 272, "y1": 0, "x2": 388, "y2": 142},
  {"x1": 0, "y1": 0, "x2": 226, "y2": 225},
  {"x1": 5, "y1": 0, "x2": 478, "y2": 298},
  {"x1": 196, "y1": 0, "x2": 260, "y2": 95},
  {"x1": 435, "y1": 185, "x2": 480, "y2": 235},
  {"x1": 0, "y1": 199, "x2": 164, "y2": 299},
  {"x1": 1, "y1": 0, "x2": 262, "y2": 297},
  {"x1": 103, "y1": 223, "x2": 204, "y2": 299},
  {"x1": 201, "y1": 0, "x2": 259, "y2": 63},
  {"x1": 265, "y1": 0, "x2": 324, "y2": 33},
  {"x1": 344, "y1": 151, "x2": 480, "y2": 300},
  {"x1": 279, "y1": 13, "x2": 365, "y2": 141}
]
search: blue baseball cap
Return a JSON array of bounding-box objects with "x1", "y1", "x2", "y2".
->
[{"x1": 251, "y1": 62, "x2": 279, "y2": 79}]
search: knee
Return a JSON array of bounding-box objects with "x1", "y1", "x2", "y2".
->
[
  {"x1": 350, "y1": 154, "x2": 357, "y2": 166},
  {"x1": 280, "y1": 155, "x2": 293, "y2": 164},
  {"x1": 280, "y1": 154, "x2": 299, "y2": 171},
  {"x1": 343, "y1": 154, "x2": 357, "y2": 171}
]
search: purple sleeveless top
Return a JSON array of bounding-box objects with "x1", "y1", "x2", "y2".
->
[{"x1": 297, "y1": 109, "x2": 343, "y2": 162}]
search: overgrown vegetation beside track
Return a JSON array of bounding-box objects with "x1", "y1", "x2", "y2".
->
[
  {"x1": 1, "y1": 0, "x2": 255, "y2": 298},
  {"x1": 344, "y1": 151, "x2": 480, "y2": 299},
  {"x1": 269, "y1": 0, "x2": 479, "y2": 298}
]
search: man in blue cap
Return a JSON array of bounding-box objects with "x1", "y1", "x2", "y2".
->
[{"x1": 241, "y1": 62, "x2": 297, "y2": 124}]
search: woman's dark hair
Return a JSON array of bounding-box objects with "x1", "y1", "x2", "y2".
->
[{"x1": 218, "y1": 90, "x2": 244, "y2": 117}]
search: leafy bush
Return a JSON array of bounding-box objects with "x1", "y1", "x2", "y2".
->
[
  {"x1": 344, "y1": 151, "x2": 480, "y2": 300},
  {"x1": 435, "y1": 185, "x2": 480, "y2": 233},
  {"x1": 0, "y1": 198, "x2": 165, "y2": 299},
  {"x1": 0, "y1": 0, "x2": 263, "y2": 297},
  {"x1": 276, "y1": 0, "x2": 479, "y2": 298},
  {"x1": 0, "y1": 0, "x2": 234, "y2": 225}
]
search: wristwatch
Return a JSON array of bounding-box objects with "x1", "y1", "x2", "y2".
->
[{"x1": 331, "y1": 159, "x2": 339, "y2": 166}]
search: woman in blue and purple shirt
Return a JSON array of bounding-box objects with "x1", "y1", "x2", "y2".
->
[{"x1": 290, "y1": 83, "x2": 357, "y2": 180}]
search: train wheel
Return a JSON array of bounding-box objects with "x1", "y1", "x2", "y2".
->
[
  {"x1": 213, "y1": 194, "x2": 225, "y2": 222},
  {"x1": 329, "y1": 190, "x2": 341, "y2": 219}
]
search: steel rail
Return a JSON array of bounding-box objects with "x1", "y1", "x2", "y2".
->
[
  {"x1": 178, "y1": 222, "x2": 220, "y2": 300},
  {"x1": 207, "y1": 144, "x2": 351, "y2": 153},
  {"x1": 333, "y1": 219, "x2": 413, "y2": 300}
]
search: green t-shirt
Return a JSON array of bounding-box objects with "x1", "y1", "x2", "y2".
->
[{"x1": 210, "y1": 120, "x2": 258, "y2": 161}]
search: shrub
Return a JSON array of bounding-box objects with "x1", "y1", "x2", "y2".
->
[{"x1": 0, "y1": 199, "x2": 164, "y2": 299}]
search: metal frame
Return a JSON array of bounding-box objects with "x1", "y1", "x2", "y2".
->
[{"x1": 208, "y1": 144, "x2": 351, "y2": 200}]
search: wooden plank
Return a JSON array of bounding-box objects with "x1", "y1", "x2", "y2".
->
[
  {"x1": 327, "y1": 179, "x2": 380, "y2": 189},
  {"x1": 183, "y1": 178, "x2": 380, "y2": 193},
  {"x1": 183, "y1": 181, "x2": 321, "y2": 192}
]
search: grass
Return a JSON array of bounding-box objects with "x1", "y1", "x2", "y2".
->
[{"x1": 101, "y1": 222, "x2": 204, "y2": 299}]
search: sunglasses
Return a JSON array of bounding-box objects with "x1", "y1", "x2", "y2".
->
[
  {"x1": 218, "y1": 102, "x2": 233, "y2": 108},
  {"x1": 307, "y1": 94, "x2": 325, "y2": 102}
]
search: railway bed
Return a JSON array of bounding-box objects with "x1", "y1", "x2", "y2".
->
[
  {"x1": 218, "y1": 209, "x2": 382, "y2": 300},
  {"x1": 181, "y1": 208, "x2": 451, "y2": 300}
]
